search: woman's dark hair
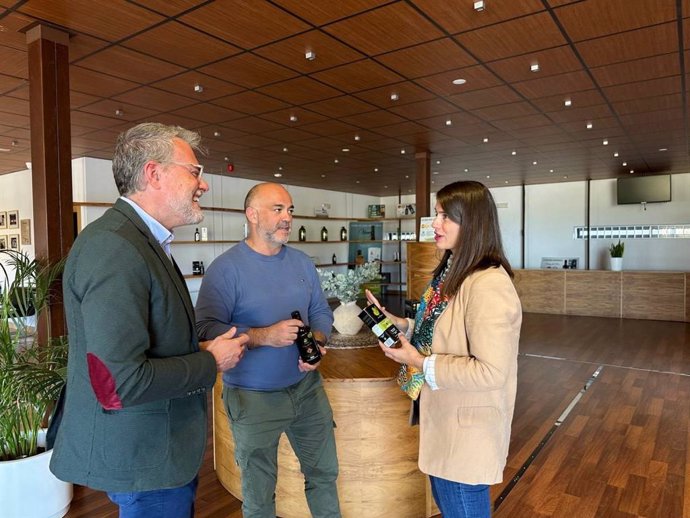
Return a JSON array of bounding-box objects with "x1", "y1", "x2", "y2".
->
[{"x1": 432, "y1": 181, "x2": 513, "y2": 299}]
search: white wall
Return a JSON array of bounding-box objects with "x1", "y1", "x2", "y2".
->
[{"x1": 0, "y1": 168, "x2": 35, "y2": 287}]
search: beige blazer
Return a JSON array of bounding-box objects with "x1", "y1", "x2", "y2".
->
[{"x1": 418, "y1": 265, "x2": 522, "y2": 485}]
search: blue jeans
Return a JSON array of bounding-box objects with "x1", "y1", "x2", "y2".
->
[
  {"x1": 107, "y1": 476, "x2": 198, "y2": 518},
  {"x1": 429, "y1": 476, "x2": 491, "y2": 518}
]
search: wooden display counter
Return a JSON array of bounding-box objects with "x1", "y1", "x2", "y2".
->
[{"x1": 213, "y1": 347, "x2": 438, "y2": 518}]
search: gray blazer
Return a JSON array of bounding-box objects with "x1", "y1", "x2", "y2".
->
[{"x1": 50, "y1": 199, "x2": 217, "y2": 492}]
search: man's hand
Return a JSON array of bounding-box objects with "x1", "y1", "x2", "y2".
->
[
  {"x1": 202, "y1": 327, "x2": 249, "y2": 372},
  {"x1": 298, "y1": 344, "x2": 327, "y2": 372},
  {"x1": 246, "y1": 319, "x2": 301, "y2": 348}
]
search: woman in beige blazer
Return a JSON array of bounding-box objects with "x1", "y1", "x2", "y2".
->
[{"x1": 366, "y1": 181, "x2": 522, "y2": 518}]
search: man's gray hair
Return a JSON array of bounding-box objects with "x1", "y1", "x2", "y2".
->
[{"x1": 113, "y1": 122, "x2": 204, "y2": 196}]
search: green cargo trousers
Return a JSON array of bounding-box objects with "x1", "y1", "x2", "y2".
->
[{"x1": 222, "y1": 370, "x2": 341, "y2": 518}]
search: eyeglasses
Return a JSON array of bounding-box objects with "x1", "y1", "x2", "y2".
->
[{"x1": 166, "y1": 161, "x2": 204, "y2": 180}]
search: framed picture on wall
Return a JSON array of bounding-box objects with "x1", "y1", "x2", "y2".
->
[
  {"x1": 20, "y1": 219, "x2": 31, "y2": 245},
  {"x1": 9, "y1": 234, "x2": 20, "y2": 251},
  {"x1": 0, "y1": 236, "x2": 7, "y2": 250},
  {"x1": 0, "y1": 211, "x2": 6, "y2": 229},
  {"x1": 7, "y1": 210, "x2": 19, "y2": 229}
]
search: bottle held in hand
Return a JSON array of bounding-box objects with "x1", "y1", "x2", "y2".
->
[
  {"x1": 291, "y1": 310, "x2": 322, "y2": 364},
  {"x1": 359, "y1": 304, "x2": 401, "y2": 348}
]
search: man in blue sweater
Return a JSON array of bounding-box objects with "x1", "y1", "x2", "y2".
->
[{"x1": 195, "y1": 182, "x2": 340, "y2": 518}]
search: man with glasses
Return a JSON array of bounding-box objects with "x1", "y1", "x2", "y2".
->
[
  {"x1": 196, "y1": 183, "x2": 341, "y2": 518},
  {"x1": 49, "y1": 122, "x2": 249, "y2": 518}
]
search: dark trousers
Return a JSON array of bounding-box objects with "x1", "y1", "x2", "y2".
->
[{"x1": 107, "y1": 476, "x2": 198, "y2": 518}]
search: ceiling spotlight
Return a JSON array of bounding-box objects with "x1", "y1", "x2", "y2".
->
[
  {"x1": 473, "y1": 0, "x2": 485, "y2": 12},
  {"x1": 659, "y1": 147, "x2": 668, "y2": 151},
  {"x1": 549, "y1": 169, "x2": 554, "y2": 173},
  {"x1": 622, "y1": 162, "x2": 627, "y2": 166},
  {"x1": 354, "y1": 134, "x2": 360, "y2": 141},
  {"x1": 530, "y1": 62, "x2": 540, "y2": 73},
  {"x1": 224, "y1": 156, "x2": 230, "y2": 162},
  {"x1": 613, "y1": 152, "x2": 619, "y2": 157},
  {"x1": 400, "y1": 149, "x2": 406, "y2": 154},
  {"x1": 563, "y1": 175, "x2": 568, "y2": 179},
  {"x1": 586, "y1": 121, "x2": 593, "y2": 129},
  {"x1": 486, "y1": 175, "x2": 491, "y2": 179},
  {"x1": 289, "y1": 114, "x2": 298, "y2": 122},
  {"x1": 630, "y1": 170, "x2": 635, "y2": 174},
  {"x1": 25, "y1": 161, "x2": 31, "y2": 169},
  {"x1": 194, "y1": 84, "x2": 204, "y2": 93},
  {"x1": 564, "y1": 98, "x2": 572, "y2": 107},
  {"x1": 115, "y1": 109, "x2": 124, "y2": 117},
  {"x1": 213, "y1": 131, "x2": 221, "y2": 137},
  {"x1": 390, "y1": 93, "x2": 399, "y2": 101},
  {"x1": 445, "y1": 119, "x2": 452, "y2": 126},
  {"x1": 356, "y1": 180, "x2": 360, "y2": 184},
  {"x1": 11, "y1": 139, "x2": 18, "y2": 146},
  {"x1": 305, "y1": 50, "x2": 316, "y2": 61},
  {"x1": 432, "y1": 171, "x2": 439, "y2": 175},
  {"x1": 452, "y1": 78, "x2": 467, "y2": 85},
  {"x1": 532, "y1": 161, "x2": 538, "y2": 165},
  {"x1": 274, "y1": 172, "x2": 282, "y2": 177},
  {"x1": 282, "y1": 147, "x2": 288, "y2": 152},
  {"x1": 436, "y1": 160, "x2": 441, "y2": 164},
  {"x1": 342, "y1": 148, "x2": 350, "y2": 152},
  {"x1": 464, "y1": 168, "x2": 469, "y2": 172},
  {"x1": 334, "y1": 159, "x2": 339, "y2": 164},
  {"x1": 602, "y1": 139, "x2": 608, "y2": 146},
  {"x1": 384, "y1": 185, "x2": 388, "y2": 189},
  {"x1": 504, "y1": 180, "x2": 509, "y2": 184},
  {"x1": 405, "y1": 175, "x2": 409, "y2": 179},
  {"x1": 321, "y1": 174, "x2": 326, "y2": 178},
  {"x1": 278, "y1": 166, "x2": 283, "y2": 171},
  {"x1": 483, "y1": 137, "x2": 489, "y2": 143},
  {"x1": 511, "y1": 150, "x2": 516, "y2": 156},
  {"x1": 374, "y1": 168, "x2": 379, "y2": 172}
]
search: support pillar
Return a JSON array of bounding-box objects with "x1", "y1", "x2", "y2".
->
[
  {"x1": 415, "y1": 150, "x2": 431, "y2": 236},
  {"x1": 27, "y1": 25, "x2": 73, "y2": 339}
]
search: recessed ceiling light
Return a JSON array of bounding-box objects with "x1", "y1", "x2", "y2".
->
[
  {"x1": 630, "y1": 170, "x2": 635, "y2": 174},
  {"x1": 11, "y1": 140, "x2": 18, "y2": 146},
  {"x1": 400, "y1": 149, "x2": 406, "y2": 154},
  {"x1": 115, "y1": 109, "x2": 124, "y2": 117},
  {"x1": 445, "y1": 119, "x2": 452, "y2": 126},
  {"x1": 432, "y1": 171, "x2": 439, "y2": 175},
  {"x1": 452, "y1": 78, "x2": 467, "y2": 85},
  {"x1": 0, "y1": 148, "x2": 10, "y2": 152},
  {"x1": 354, "y1": 134, "x2": 360, "y2": 141},
  {"x1": 530, "y1": 62, "x2": 540, "y2": 73},
  {"x1": 532, "y1": 161, "x2": 537, "y2": 165},
  {"x1": 390, "y1": 93, "x2": 399, "y2": 101},
  {"x1": 321, "y1": 174, "x2": 326, "y2": 178},
  {"x1": 602, "y1": 139, "x2": 608, "y2": 146},
  {"x1": 356, "y1": 180, "x2": 360, "y2": 184},
  {"x1": 289, "y1": 114, "x2": 298, "y2": 122},
  {"x1": 483, "y1": 137, "x2": 489, "y2": 143},
  {"x1": 586, "y1": 122, "x2": 593, "y2": 129},
  {"x1": 405, "y1": 175, "x2": 409, "y2": 178},
  {"x1": 473, "y1": 0, "x2": 485, "y2": 11},
  {"x1": 408, "y1": 189, "x2": 412, "y2": 193},
  {"x1": 431, "y1": 180, "x2": 435, "y2": 184},
  {"x1": 613, "y1": 152, "x2": 619, "y2": 157},
  {"x1": 659, "y1": 147, "x2": 667, "y2": 151},
  {"x1": 563, "y1": 175, "x2": 568, "y2": 179},
  {"x1": 504, "y1": 180, "x2": 509, "y2": 184},
  {"x1": 342, "y1": 148, "x2": 350, "y2": 152},
  {"x1": 511, "y1": 150, "x2": 517, "y2": 156},
  {"x1": 213, "y1": 131, "x2": 221, "y2": 137},
  {"x1": 464, "y1": 168, "x2": 469, "y2": 172},
  {"x1": 622, "y1": 162, "x2": 627, "y2": 166},
  {"x1": 25, "y1": 161, "x2": 31, "y2": 169},
  {"x1": 436, "y1": 160, "x2": 441, "y2": 164},
  {"x1": 278, "y1": 166, "x2": 283, "y2": 171},
  {"x1": 564, "y1": 98, "x2": 572, "y2": 107},
  {"x1": 549, "y1": 169, "x2": 554, "y2": 173},
  {"x1": 374, "y1": 168, "x2": 378, "y2": 172},
  {"x1": 334, "y1": 159, "x2": 339, "y2": 164},
  {"x1": 281, "y1": 147, "x2": 288, "y2": 152},
  {"x1": 194, "y1": 84, "x2": 204, "y2": 93},
  {"x1": 486, "y1": 175, "x2": 490, "y2": 179},
  {"x1": 305, "y1": 50, "x2": 316, "y2": 61},
  {"x1": 224, "y1": 156, "x2": 230, "y2": 162},
  {"x1": 274, "y1": 173, "x2": 282, "y2": 177}
]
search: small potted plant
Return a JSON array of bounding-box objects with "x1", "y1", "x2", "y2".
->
[{"x1": 609, "y1": 240, "x2": 624, "y2": 271}]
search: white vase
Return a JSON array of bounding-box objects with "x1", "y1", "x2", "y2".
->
[
  {"x1": 333, "y1": 301, "x2": 364, "y2": 335},
  {"x1": 0, "y1": 447, "x2": 73, "y2": 518},
  {"x1": 610, "y1": 257, "x2": 623, "y2": 271}
]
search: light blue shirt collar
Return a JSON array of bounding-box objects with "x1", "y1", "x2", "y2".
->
[{"x1": 120, "y1": 196, "x2": 174, "y2": 258}]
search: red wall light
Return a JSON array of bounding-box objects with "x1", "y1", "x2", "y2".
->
[{"x1": 226, "y1": 163, "x2": 235, "y2": 173}]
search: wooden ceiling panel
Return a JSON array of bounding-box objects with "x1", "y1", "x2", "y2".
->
[
  {"x1": 492, "y1": 114, "x2": 554, "y2": 132},
  {"x1": 257, "y1": 108, "x2": 326, "y2": 127},
  {"x1": 0, "y1": 12, "x2": 34, "y2": 51},
  {"x1": 0, "y1": 73, "x2": 25, "y2": 95},
  {"x1": 353, "y1": 82, "x2": 435, "y2": 109},
  {"x1": 0, "y1": 95, "x2": 28, "y2": 116},
  {"x1": 129, "y1": 0, "x2": 209, "y2": 17},
  {"x1": 122, "y1": 21, "x2": 241, "y2": 68},
  {"x1": 529, "y1": 89, "x2": 607, "y2": 112},
  {"x1": 70, "y1": 110, "x2": 123, "y2": 129},
  {"x1": 415, "y1": 65, "x2": 503, "y2": 97},
  {"x1": 446, "y1": 85, "x2": 522, "y2": 110},
  {"x1": 271, "y1": 0, "x2": 390, "y2": 26},
  {"x1": 411, "y1": 0, "x2": 545, "y2": 34},
  {"x1": 211, "y1": 91, "x2": 290, "y2": 115},
  {"x1": 257, "y1": 76, "x2": 342, "y2": 105},
  {"x1": 179, "y1": 0, "x2": 309, "y2": 49},
  {"x1": 470, "y1": 101, "x2": 540, "y2": 122},
  {"x1": 303, "y1": 95, "x2": 377, "y2": 118},
  {"x1": 612, "y1": 93, "x2": 683, "y2": 116},
  {"x1": 376, "y1": 38, "x2": 476, "y2": 79},
  {"x1": 150, "y1": 72, "x2": 244, "y2": 101},
  {"x1": 260, "y1": 127, "x2": 320, "y2": 144},
  {"x1": 576, "y1": 23, "x2": 678, "y2": 68},
  {"x1": 372, "y1": 122, "x2": 431, "y2": 139},
  {"x1": 548, "y1": 104, "x2": 613, "y2": 124},
  {"x1": 590, "y1": 54, "x2": 680, "y2": 88},
  {"x1": 254, "y1": 30, "x2": 364, "y2": 74},
  {"x1": 144, "y1": 112, "x2": 206, "y2": 129},
  {"x1": 225, "y1": 116, "x2": 285, "y2": 134},
  {"x1": 19, "y1": 0, "x2": 164, "y2": 41},
  {"x1": 199, "y1": 53, "x2": 299, "y2": 89},
  {"x1": 388, "y1": 98, "x2": 460, "y2": 120},
  {"x1": 77, "y1": 46, "x2": 185, "y2": 84},
  {"x1": 340, "y1": 109, "x2": 407, "y2": 129},
  {"x1": 0, "y1": 45, "x2": 27, "y2": 79},
  {"x1": 69, "y1": 66, "x2": 139, "y2": 97},
  {"x1": 74, "y1": 99, "x2": 159, "y2": 122},
  {"x1": 487, "y1": 45, "x2": 582, "y2": 83},
  {"x1": 313, "y1": 60, "x2": 404, "y2": 93},
  {"x1": 512, "y1": 70, "x2": 596, "y2": 99},
  {"x1": 68, "y1": 34, "x2": 110, "y2": 62},
  {"x1": 112, "y1": 87, "x2": 197, "y2": 112},
  {"x1": 170, "y1": 103, "x2": 245, "y2": 124},
  {"x1": 323, "y1": 3, "x2": 443, "y2": 56},
  {"x1": 298, "y1": 120, "x2": 360, "y2": 137},
  {"x1": 555, "y1": 0, "x2": 677, "y2": 42},
  {"x1": 454, "y1": 12, "x2": 566, "y2": 62}
]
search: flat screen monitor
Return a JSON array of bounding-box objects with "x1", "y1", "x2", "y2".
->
[{"x1": 617, "y1": 174, "x2": 671, "y2": 204}]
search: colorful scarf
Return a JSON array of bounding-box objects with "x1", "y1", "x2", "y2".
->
[{"x1": 398, "y1": 259, "x2": 451, "y2": 400}]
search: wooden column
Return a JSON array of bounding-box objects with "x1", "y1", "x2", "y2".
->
[
  {"x1": 27, "y1": 25, "x2": 73, "y2": 339},
  {"x1": 415, "y1": 150, "x2": 431, "y2": 236}
]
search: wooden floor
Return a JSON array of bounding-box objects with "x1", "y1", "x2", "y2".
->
[{"x1": 65, "y1": 313, "x2": 690, "y2": 518}]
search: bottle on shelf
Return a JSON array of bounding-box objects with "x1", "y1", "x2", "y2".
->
[
  {"x1": 370, "y1": 225, "x2": 375, "y2": 240},
  {"x1": 340, "y1": 226, "x2": 347, "y2": 241},
  {"x1": 298, "y1": 225, "x2": 306, "y2": 242},
  {"x1": 355, "y1": 249, "x2": 365, "y2": 266},
  {"x1": 332, "y1": 253, "x2": 337, "y2": 264},
  {"x1": 321, "y1": 226, "x2": 328, "y2": 241},
  {"x1": 200, "y1": 261, "x2": 205, "y2": 274},
  {"x1": 291, "y1": 310, "x2": 322, "y2": 365},
  {"x1": 192, "y1": 261, "x2": 201, "y2": 275},
  {"x1": 194, "y1": 228, "x2": 200, "y2": 242}
]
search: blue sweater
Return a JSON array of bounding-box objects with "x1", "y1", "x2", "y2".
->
[{"x1": 195, "y1": 241, "x2": 333, "y2": 390}]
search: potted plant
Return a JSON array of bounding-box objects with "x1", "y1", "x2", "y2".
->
[
  {"x1": 318, "y1": 262, "x2": 381, "y2": 335},
  {"x1": 0, "y1": 250, "x2": 72, "y2": 518},
  {"x1": 609, "y1": 240, "x2": 624, "y2": 271}
]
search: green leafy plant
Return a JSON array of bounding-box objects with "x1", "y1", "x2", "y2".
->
[
  {"x1": 0, "y1": 250, "x2": 67, "y2": 461},
  {"x1": 609, "y1": 240, "x2": 625, "y2": 258},
  {"x1": 318, "y1": 262, "x2": 381, "y2": 304}
]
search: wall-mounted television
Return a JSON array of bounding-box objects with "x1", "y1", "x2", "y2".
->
[{"x1": 617, "y1": 174, "x2": 671, "y2": 204}]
